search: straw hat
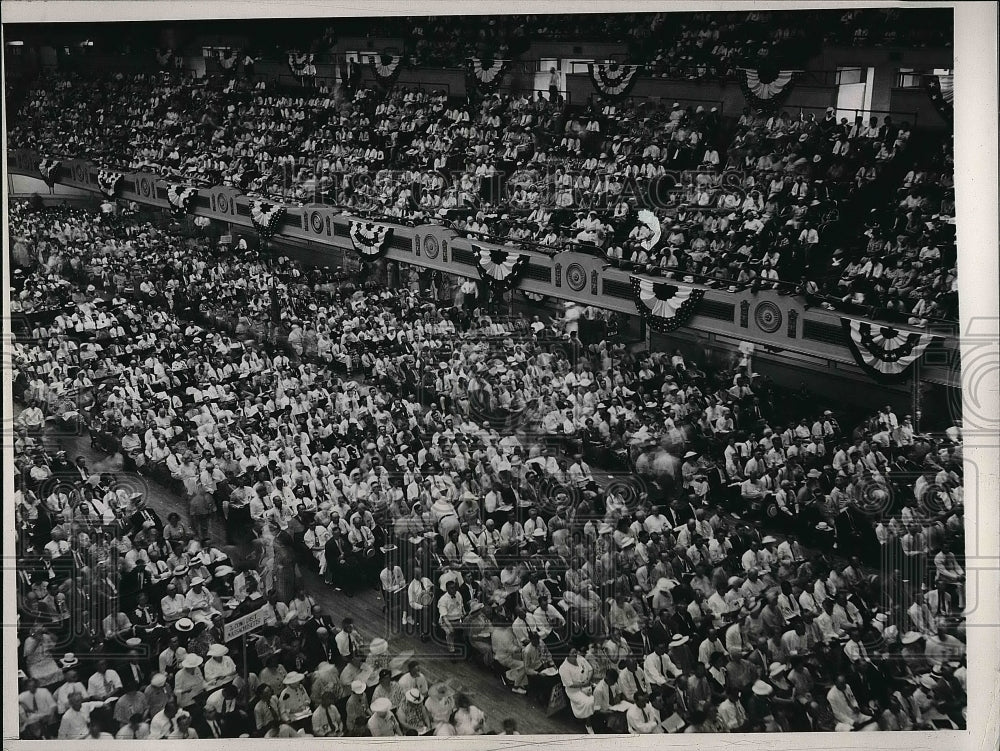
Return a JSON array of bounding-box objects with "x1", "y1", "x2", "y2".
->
[
  {"x1": 181, "y1": 654, "x2": 203, "y2": 669},
  {"x1": 371, "y1": 697, "x2": 392, "y2": 713},
  {"x1": 283, "y1": 672, "x2": 305, "y2": 685},
  {"x1": 369, "y1": 637, "x2": 389, "y2": 655},
  {"x1": 150, "y1": 673, "x2": 167, "y2": 687},
  {"x1": 669, "y1": 634, "x2": 690, "y2": 648},
  {"x1": 751, "y1": 679, "x2": 774, "y2": 696},
  {"x1": 768, "y1": 662, "x2": 788, "y2": 678},
  {"x1": 351, "y1": 680, "x2": 367, "y2": 695},
  {"x1": 405, "y1": 688, "x2": 422, "y2": 704},
  {"x1": 60, "y1": 653, "x2": 79, "y2": 668},
  {"x1": 207, "y1": 644, "x2": 229, "y2": 657},
  {"x1": 901, "y1": 631, "x2": 923, "y2": 645},
  {"x1": 175, "y1": 618, "x2": 195, "y2": 632}
]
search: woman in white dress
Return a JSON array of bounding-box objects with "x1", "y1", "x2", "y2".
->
[{"x1": 558, "y1": 648, "x2": 596, "y2": 732}]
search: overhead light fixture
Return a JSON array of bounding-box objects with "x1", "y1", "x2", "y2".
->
[{"x1": 7, "y1": 40, "x2": 25, "y2": 46}]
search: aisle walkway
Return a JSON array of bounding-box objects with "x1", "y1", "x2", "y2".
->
[{"x1": 33, "y1": 415, "x2": 582, "y2": 735}]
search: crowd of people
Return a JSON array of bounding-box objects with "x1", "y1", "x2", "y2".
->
[
  {"x1": 12, "y1": 196, "x2": 966, "y2": 738},
  {"x1": 9, "y1": 32, "x2": 957, "y2": 328}
]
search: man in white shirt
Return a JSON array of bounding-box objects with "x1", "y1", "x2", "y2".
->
[
  {"x1": 437, "y1": 580, "x2": 466, "y2": 653},
  {"x1": 643, "y1": 642, "x2": 683, "y2": 688},
  {"x1": 826, "y1": 675, "x2": 872, "y2": 730},
  {"x1": 626, "y1": 691, "x2": 662, "y2": 734}
]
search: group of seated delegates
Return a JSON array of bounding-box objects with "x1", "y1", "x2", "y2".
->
[{"x1": 13, "y1": 201, "x2": 966, "y2": 737}]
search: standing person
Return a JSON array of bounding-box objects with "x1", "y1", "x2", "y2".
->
[
  {"x1": 548, "y1": 67, "x2": 562, "y2": 102},
  {"x1": 559, "y1": 648, "x2": 596, "y2": 733},
  {"x1": 407, "y1": 566, "x2": 435, "y2": 642}
]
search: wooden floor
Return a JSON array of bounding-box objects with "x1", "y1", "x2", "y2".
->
[{"x1": 35, "y1": 419, "x2": 582, "y2": 735}]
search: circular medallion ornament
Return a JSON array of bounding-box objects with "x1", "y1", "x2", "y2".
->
[
  {"x1": 423, "y1": 235, "x2": 440, "y2": 259},
  {"x1": 310, "y1": 211, "x2": 324, "y2": 234},
  {"x1": 754, "y1": 301, "x2": 783, "y2": 333},
  {"x1": 74, "y1": 164, "x2": 88, "y2": 183},
  {"x1": 217, "y1": 193, "x2": 230, "y2": 215},
  {"x1": 566, "y1": 263, "x2": 587, "y2": 291},
  {"x1": 139, "y1": 176, "x2": 152, "y2": 198}
]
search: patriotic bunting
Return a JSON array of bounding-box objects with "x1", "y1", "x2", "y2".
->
[
  {"x1": 588, "y1": 63, "x2": 642, "y2": 99},
  {"x1": 249, "y1": 199, "x2": 286, "y2": 237},
  {"x1": 97, "y1": 169, "x2": 124, "y2": 197},
  {"x1": 466, "y1": 58, "x2": 511, "y2": 93},
  {"x1": 38, "y1": 158, "x2": 61, "y2": 186},
  {"x1": 349, "y1": 220, "x2": 393, "y2": 261},
  {"x1": 165, "y1": 184, "x2": 198, "y2": 218},
  {"x1": 738, "y1": 66, "x2": 796, "y2": 109},
  {"x1": 472, "y1": 244, "x2": 529, "y2": 292},
  {"x1": 287, "y1": 52, "x2": 313, "y2": 77},
  {"x1": 630, "y1": 277, "x2": 704, "y2": 333},
  {"x1": 925, "y1": 73, "x2": 954, "y2": 123},
  {"x1": 841, "y1": 318, "x2": 938, "y2": 382},
  {"x1": 370, "y1": 54, "x2": 403, "y2": 86}
]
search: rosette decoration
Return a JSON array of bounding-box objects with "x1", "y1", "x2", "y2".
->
[
  {"x1": 925, "y1": 73, "x2": 954, "y2": 123},
  {"x1": 588, "y1": 62, "x2": 642, "y2": 99},
  {"x1": 38, "y1": 158, "x2": 61, "y2": 187},
  {"x1": 841, "y1": 318, "x2": 938, "y2": 382},
  {"x1": 165, "y1": 184, "x2": 198, "y2": 218},
  {"x1": 349, "y1": 220, "x2": 393, "y2": 261},
  {"x1": 472, "y1": 244, "x2": 529, "y2": 292},
  {"x1": 97, "y1": 169, "x2": 124, "y2": 198},
  {"x1": 629, "y1": 277, "x2": 704, "y2": 333},
  {"x1": 738, "y1": 64, "x2": 797, "y2": 109},
  {"x1": 287, "y1": 51, "x2": 313, "y2": 77},
  {"x1": 249, "y1": 199, "x2": 286, "y2": 238},
  {"x1": 370, "y1": 53, "x2": 403, "y2": 86},
  {"x1": 466, "y1": 57, "x2": 511, "y2": 93},
  {"x1": 219, "y1": 49, "x2": 239, "y2": 70}
]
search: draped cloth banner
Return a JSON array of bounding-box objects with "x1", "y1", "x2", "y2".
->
[
  {"x1": 472, "y1": 244, "x2": 529, "y2": 292},
  {"x1": 925, "y1": 73, "x2": 954, "y2": 123},
  {"x1": 738, "y1": 66, "x2": 797, "y2": 109},
  {"x1": 466, "y1": 58, "x2": 511, "y2": 93},
  {"x1": 630, "y1": 277, "x2": 704, "y2": 333},
  {"x1": 287, "y1": 52, "x2": 313, "y2": 77},
  {"x1": 97, "y1": 169, "x2": 124, "y2": 197},
  {"x1": 588, "y1": 63, "x2": 642, "y2": 99},
  {"x1": 165, "y1": 184, "x2": 198, "y2": 218},
  {"x1": 38, "y1": 158, "x2": 61, "y2": 187},
  {"x1": 370, "y1": 54, "x2": 403, "y2": 86},
  {"x1": 841, "y1": 318, "x2": 938, "y2": 382},
  {"x1": 249, "y1": 199, "x2": 286, "y2": 238},
  {"x1": 349, "y1": 220, "x2": 393, "y2": 261}
]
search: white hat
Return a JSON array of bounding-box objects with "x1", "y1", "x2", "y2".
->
[
  {"x1": 369, "y1": 637, "x2": 389, "y2": 655},
  {"x1": 150, "y1": 673, "x2": 167, "y2": 687},
  {"x1": 207, "y1": 643, "x2": 229, "y2": 657},
  {"x1": 371, "y1": 697, "x2": 392, "y2": 713},
  {"x1": 405, "y1": 688, "x2": 422, "y2": 703},
  {"x1": 768, "y1": 662, "x2": 788, "y2": 678},
  {"x1": 654, "y1": 577, "x2": 678, "y2": 592},
  {"x1": 816, "y1": 522, "x2": 832, "y2": 531},
  {"x1": 125, "y1": 637, "x2": 143, "y2": 649},
  {"x1": 920, "y1": 674, "x2": 937, "y2": 689},
  {"x1": 751, "y1": 679, "x2": 773, "y2": 696},
  {"x1": 181, "y1": 654, "x2": 203, "y2": 669},
  {"x1": 351, "y1": 679, "x2": 367, "y2": 694},
  {"x1": 669, "y1": 634, "x2": 689, "y2": 647},
  {"x1": 901, "y1": 631, "x2": 923, "y2": 645},
  {"x1": 684, "y1": 451, "x2": 699, "y2": 460},
  {"x1": 761, "y1": 535, "x2": 777, "y2": 544},
  {"x1": 175, "y1": 617, "x2": 195, "y2": 632},
  {"x1": 60, "y1": 653, "x2": 79, "y2": 668},
  {"x1": 283, "y1": 671, "x2": 305, "y2": 685},
  {"x1": 189, "y1": 576, "x2": 206, "y2": 586},
  {"x1": 213, "y1": 565, "x2": 235, "y2": 578}
]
